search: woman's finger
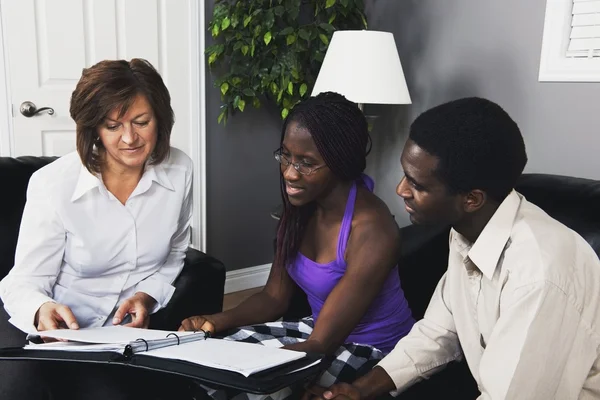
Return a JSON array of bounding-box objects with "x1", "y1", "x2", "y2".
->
[{"x1": 113, "y1": 299, "x2": 133, "y2": 325}]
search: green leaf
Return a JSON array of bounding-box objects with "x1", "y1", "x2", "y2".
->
[
  {"x1": 325, "y1": 0, "x2": 336, "y2": 8},
  {"x1": 328, "y1": 13, "x2": 337, "y2": 24},
  {"x1": 241, "y1": 45, "x2": 249, "y2": 55},
  {"x1": 238, "y1": 99, "x2": 246, "y2": 112},
  {"x1": 243, "y1": 15, "x2": 252, "y2": 27},
  {"x1": 233, "y1": 95, "x2": 240, "y2": 109},
  {"x1": 218, "y1": 109, "x2": 227, "y2": 124},
  {"x1": 361, "y1": 12, "x2": 368, "y2": 28},
  {"x1": 299, "y1": 83, "x2": 308, "y2": 97},
  {"x1": 252, "y1": 97, "x2": 261, "y2": 109},
  {"x1": 271, "y1": 82, "x2": 278, "y2": 94},
  {"x1": 319, "y1": 23, "x2": 335, "y2": 33},
  {"x1": 250, "y1": 39, "x2": 256, "y2": 56},
  {"x1": 243, "y1": 88, "x2": 255, "y2": 96},
  {"x1": 212, "y1": 24, "x2": 220, "y2": 37},
  {"x1": 286, "y1": 34, "x2": 296, "y2": 45},
  {"x1": 208, "y1": 52, "x2": 218, "y2": 65},
  {"x1": 341, "y1": 0, "x2": 349, "y2": 6},
  {"x1": 319, "y1": 33, "x2": 329, "y2": 45},
  {"x1": 281, "y1": 108, "x2": 289, "y2": 119},
  {"x1": 221, "y1": 17, "x2": 231, "y2": 30},
  {"x1": 231, "y1": 14, "x2": 239, "y2": 28},
  {"x1": 220, "y1": 82, "x2": 229, "y2": 95},
  {"x1": 280, "y1": 27, "x2": 294, "y2": 36},
  {"x1": 277, "y1": 89, "x2": 283, "y2": 102},
  {"x1": 299, "y1": 28, "x2": 310, "y2": 41},
  {"x1": 273, "y1": 6, "x2": 285, "y2": 17},
  {"x1": 231, "y1": 76, "x2": 242, "y2": 86},
  {"x1": 264, "y1": 31, "x2": 272, "y2": 45},
  {"x1": 287, "y1": 82, "x2": 293, "y2": 95},
  {"x1": 265, "y1": 10, "x2": 275, "y2": 29},
  {"x1": 291, "y1": 69, "x2": 300, "y2": 80}
]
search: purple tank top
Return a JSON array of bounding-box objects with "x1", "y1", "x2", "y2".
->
[{"x1": 287, "y1": 175, "x2": 415, "y2": 354}]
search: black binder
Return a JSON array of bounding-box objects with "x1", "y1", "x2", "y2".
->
[{"x1": 0, "y1": 331, "x2": 328, "y2": 394}]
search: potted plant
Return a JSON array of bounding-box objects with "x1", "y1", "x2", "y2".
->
[{"x1": 206, "y1": 0, "x2": 367, "y2": 124}]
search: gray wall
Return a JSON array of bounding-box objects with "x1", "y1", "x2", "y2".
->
[
  {"x1": 205, "y1": 0, "x2": 600, "y2": 270},
  {"x1": 363, "y1": 0, "x2": 600, "y2": 228},
  {"x1": 204, "y1": 2, "x2": 281, "y2": 271}
]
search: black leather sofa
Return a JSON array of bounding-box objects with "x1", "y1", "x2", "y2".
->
[
  {"x1": 0, "y1": 156, "x2": 226, "y2": 341},
  {"x1": 284, "y1": 173, "x2": 600, "y2": 398}
]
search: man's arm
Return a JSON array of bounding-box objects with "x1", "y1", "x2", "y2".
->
[
  {"x1": 375, "y1": 273, "x2": 462, "y2": 393},
  {"x1": 476, "y1": 280, "x2": 587, "y2": 399}
]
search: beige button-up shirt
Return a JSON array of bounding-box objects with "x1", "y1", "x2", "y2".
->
[{"x1": 378, "y1": 191, "x2": 600, "y2": 399}]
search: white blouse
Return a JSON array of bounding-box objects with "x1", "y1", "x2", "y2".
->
[{"x1": 0, "y1": 147, "x2": 193, "y2": 332}]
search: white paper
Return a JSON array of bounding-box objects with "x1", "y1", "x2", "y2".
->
[
  {"x1": 23, "y1": 327, "x2": 307, "y2": 377},
  {"x1": 145, "y1": 338, "x2": 306, "y2": 377},
  {"x1": 27, "y1": 326, "x2": 195, "y2": 346}
]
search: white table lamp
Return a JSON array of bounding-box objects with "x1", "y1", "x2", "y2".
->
[{"x1": 311, "y1": 30, "x2": 411, "y2": 106}]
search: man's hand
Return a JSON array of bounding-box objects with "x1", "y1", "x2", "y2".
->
[
  {"x1": 303, "y1": 383, "x2": 361, "y2": 400},
  {"x1": 178, "y1": 315, "x2": 216, "y2": 335},
  {"x1": 113, "y1": 292, "x2": 156, "y2": 328},
  {"x1": 35, "y1": 302, "x2": 79, "y2": 334}
]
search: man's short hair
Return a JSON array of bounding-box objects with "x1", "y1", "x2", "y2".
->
[{"x1": 409, "y1": 97, "x2": 527, "y2": 202}]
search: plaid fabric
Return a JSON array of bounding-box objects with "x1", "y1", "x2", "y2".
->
[{"x1": 195, "y1": 317, "x2": 385, "y2": 400}]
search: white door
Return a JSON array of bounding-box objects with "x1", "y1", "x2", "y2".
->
[
  {"x1": 1, "y1": 0, "x2": 195, "y2": 157},
  {"x1": 0, "y1": 0, "x2": 206, "y2": 250}
]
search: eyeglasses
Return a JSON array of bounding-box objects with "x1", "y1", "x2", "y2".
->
[{"x1": 273, "y1": 149, "x2": 326, "y2": 176}]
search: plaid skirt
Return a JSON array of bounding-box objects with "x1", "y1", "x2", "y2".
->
[{"x1": 196, "y1": 317, "x2": 385, "y2": 400}]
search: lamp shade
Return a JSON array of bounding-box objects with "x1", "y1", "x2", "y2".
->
[{"x1": 311, "y1": 30, "x2": 411, "y2": 105}]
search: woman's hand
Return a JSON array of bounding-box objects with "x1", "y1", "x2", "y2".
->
[
  {"x1": 178, "y1": 315, "x2": 216, "y2": 335},
  {"x1": 35, "y1": 302, "x2": 79, "y2": 332},
  {"x1": 112, "y1": 292, "x2": 156, "y2": 328}
]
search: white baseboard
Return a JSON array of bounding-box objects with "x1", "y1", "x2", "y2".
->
[{"x1": 224, "y1": 263, "x2": 272, "y2": 294}]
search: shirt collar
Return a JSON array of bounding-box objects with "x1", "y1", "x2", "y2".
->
[
  {"x1": 71, "y1": 163, "x2": 175, "y2": 202},
  {"x1": 141, "y1": 163, "x2": 175, "y2": 192},
  {"x1": 455, "y1": 190, "x2": 522, "y2": 280},
  {"x1": 71, "y1": 165, "x2": 101, "y2": 202},
  {"x1": 129, "y1": 163, "x2": 175, "y2": 198}
]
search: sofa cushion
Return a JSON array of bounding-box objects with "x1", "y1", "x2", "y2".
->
[
  {"x1": 0, "y1": 156, "x2": 57, "y2": 279},
  {"x1": 515, "y1": 174, "x2": 600, "y2": 256}
]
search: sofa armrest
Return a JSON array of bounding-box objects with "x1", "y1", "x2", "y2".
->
[{"x1": 149, "y1": 248, "x2": 226, "y2": 331}]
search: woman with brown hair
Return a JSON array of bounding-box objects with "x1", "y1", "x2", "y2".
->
[{"x1": 0, "y1": 58, "x2": 193, "y2": 399}]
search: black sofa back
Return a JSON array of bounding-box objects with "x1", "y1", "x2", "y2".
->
[{"x1": 0, "y1": 156, "x2": 59, "y2": 280}]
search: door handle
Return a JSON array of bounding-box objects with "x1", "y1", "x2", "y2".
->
[{"x1": 19, "y1": 101, "x2": 55, "y2": 117}]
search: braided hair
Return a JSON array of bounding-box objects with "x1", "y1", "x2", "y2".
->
[{"x1": 273, "y1": 92, "x2": 371, "y2": 271}]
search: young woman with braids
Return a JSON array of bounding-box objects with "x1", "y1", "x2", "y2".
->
[{"x1": 179, "y1": 92, "x2": 415, "y2": 399}]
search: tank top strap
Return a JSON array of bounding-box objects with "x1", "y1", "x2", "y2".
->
[{"x1": 336, "y1": 181, "x2": 358, "y2": 263}]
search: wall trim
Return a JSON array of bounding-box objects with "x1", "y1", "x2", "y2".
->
[
  {"x1": 0, "y1": 1, "x2": 14, "y2": 157},
  {"x1": 225, "y1": 264, "x2": 271, "y2": 294},
  {"x1": 189, "y1": 0, "x2": 207, "y2": 251}
]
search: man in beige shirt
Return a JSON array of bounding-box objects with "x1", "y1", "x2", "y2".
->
[{"x1": 309, "y1": 97, "x2": 600, "y2": 399}]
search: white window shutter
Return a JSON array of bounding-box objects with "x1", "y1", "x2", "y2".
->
[{"x1": 568, "y1": 0, "x2": 600, "y2": 57}]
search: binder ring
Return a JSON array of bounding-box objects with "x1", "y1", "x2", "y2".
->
[
  {"x1": 166, "y1": 332, "x2": 180, "y2": 345},
  {"x1": 193, "y1": 329, "x2": 211, "y2": 338},
  {"x1": 135, "y1": 338, "x2": 149, "y2": 351}
]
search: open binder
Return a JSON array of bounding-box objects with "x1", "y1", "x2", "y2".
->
[{"x1": 0, "y1": 326, "x2": 327, "y2": 394}]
